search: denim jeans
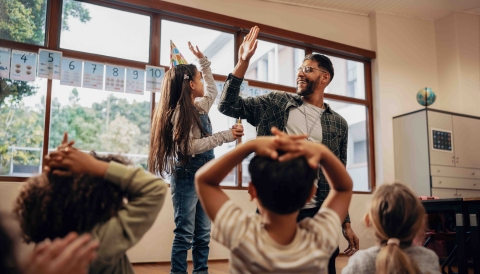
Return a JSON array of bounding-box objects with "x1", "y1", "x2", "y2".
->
[{"x1": 170, "y1": 113, "x2": 214, "y2": 274}]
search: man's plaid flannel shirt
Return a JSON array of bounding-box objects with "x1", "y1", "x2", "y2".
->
[{"x1": 218, "y1": 74, "x2": 350, "y2": 223}]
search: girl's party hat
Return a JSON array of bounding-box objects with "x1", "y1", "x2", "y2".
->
[{"x1": 170, "y1": 40, "x2": 188, "y2": 67}]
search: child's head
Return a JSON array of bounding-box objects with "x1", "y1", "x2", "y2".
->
[
  {"x1": 248, "y1": 154, "x2": 316, "y2": 215},
  {"x1": 366, "y1": 183, "x2": 425, "y2": 274},
  {"x1": 149, "y1": 64, "x2": 205, "y2": 176},
  {"x1": 14, "y1": 153, "x2": 130, "y2": 244}
]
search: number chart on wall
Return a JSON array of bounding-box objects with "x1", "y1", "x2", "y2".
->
[
  {"x1": 10, "y1": 50, "x2": 37, "y2": 81},
  {"x1": 60, "y1": 58, "x2": 82, "y2": 87},
  {"x1": 126, "y1": 68, "x2": 145, "y2": 95},
  {"x1": 83, "y1": 61, "x2": 104, "y2": 90},
  {"x1": 38, "y1": 49, "x2": 62, "y2": 80},
  {"x1": 146, "y1": 65, "x2": 165, "y2": 92},
  {"x1": 105, "y1": 65, "x2": 125, "y2": 92}
]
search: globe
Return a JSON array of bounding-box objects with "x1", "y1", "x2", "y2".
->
[{"x1": 416, "y1": 87, "x2": 436, "y2": 107}]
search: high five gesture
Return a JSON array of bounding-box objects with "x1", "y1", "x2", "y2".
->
[{"x1": 233, "y1": 26, "x2": 260, "y2": 78}]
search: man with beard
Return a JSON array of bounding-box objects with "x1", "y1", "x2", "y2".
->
[{"x1": 218, "y1": 26, "x2": 359, "y2": 273}]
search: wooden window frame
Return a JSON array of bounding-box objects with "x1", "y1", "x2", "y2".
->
[{"x1": 0, "y1": 0, "x2": 376, "y2": 193}]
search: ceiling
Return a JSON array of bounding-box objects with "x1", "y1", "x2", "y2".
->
[{"x1": 259, "y1": 0, "x2": 480, "y2": 21}]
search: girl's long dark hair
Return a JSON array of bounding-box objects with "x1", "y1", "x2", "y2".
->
[{"x1": 149, "y1": 64, "x2": 204, "y2": 177}]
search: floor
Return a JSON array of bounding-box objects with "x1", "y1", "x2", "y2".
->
[
  {"x1": 133, "y1": 256, "x2": 349, "y2": 274},
  {"x1": 133, "y1": 256, "x2": 476, "y2": 274}
]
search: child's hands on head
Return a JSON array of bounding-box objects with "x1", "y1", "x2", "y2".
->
[
  {"x1": 271, "y1": 127, "x2": 325, "y2": 169},
  {"x1": 188, "y1": 42, "x2": 204, "y2": 59},
  {"x1": 44, "y1": 132, "x2": 109, "y2": 177}
]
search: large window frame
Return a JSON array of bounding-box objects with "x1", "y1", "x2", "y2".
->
[{"x1": 0, "y1": 0, "x2": 376, "y2": 193}]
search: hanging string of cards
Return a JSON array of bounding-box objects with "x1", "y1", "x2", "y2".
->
[{"x1": 0, "y1": 48, "x2": 166, "y2": 95}]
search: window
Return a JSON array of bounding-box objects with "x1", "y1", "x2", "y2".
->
[
  {"x1": 246, "y1": 40, "x2": 304, "y2": 87},
  {"x1": 240, "y1": 87, "x2": 273, "y2": 186},
  {"x1": 314, "y1": 53, "x2": 365, "y2": 99},
  {"x1": 2, "y1": 0, "x2": 374, "y2": 191},
  {"x1": 49, "y1": 80, "x2": 152, "y2": 169},
  {"x1": 160, "y1": 20, "x2": 234, "y2": 75},
  {"x1": 325, "y1": 99, "x2": 369, "y2": 191},
  {"x1": 210, "y1": 102, "x2": 238, "y2": 186},
  {"x1": 346, "y1": 61, "x2": 357, "y2": 97},
  {"x1": 0, "y1": 78, "x2": 47, "y2": 176},
  {"x1": 60, "y1": 2, "x2": 150, "y2": 62},
  {"x1": 0, "y1": 0, "x2": 48, "y2": 45}
]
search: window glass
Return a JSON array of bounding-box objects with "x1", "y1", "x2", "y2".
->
[
  {"x1": 246, "y1": 40, "x2": 304, "y2": 87},
  {"x1": 325, "y1": 99, "x2": 369, "y2": 191},
  {"x1": 0, "y1": 0, "x2": 48, "y2": 45},
  {"x1": 238, "y1": 87, "x2": 273, "y2": 186},
  {"x1": 160, "y1": 20, "x2": 234, "y2": 75},
  {"x1": 60, "y1": 2, "x2": 150, "y2": 62},
  {"x1": 313, "y1": 52, "x2": 365, "y2": 99},
  {"x1": 0, "y1": 78, "x2": 47, "y2": 176},
  {"x1": 49, "y1": 80, "x2": 152, "y2": 169}
]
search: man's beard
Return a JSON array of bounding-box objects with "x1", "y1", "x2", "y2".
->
[{"x1": 296, "y1": 75, "x2": 320, "y2": 97}]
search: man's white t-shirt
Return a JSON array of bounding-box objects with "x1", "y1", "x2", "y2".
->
[
  {"x1": 285, "y1": 102, "x2": 325, "y2": 208},
  {"x1": 212, "y1": 200, "x2": 341, "y2": 274}
]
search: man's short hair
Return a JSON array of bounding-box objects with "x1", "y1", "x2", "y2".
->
[
  {"x1": 14, "y1": 152, "x2": 131, "y2": 243},
  {"x1": 248, "y1": 154, "x2": 316, "y2": 214},
  {"x1": 304, "y1": 54, "x2": 334, "y2": 82}
]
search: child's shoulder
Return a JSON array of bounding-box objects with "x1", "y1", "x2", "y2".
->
[{"x1": 404, "y1": 245, "x2": 439, "y2": 261}]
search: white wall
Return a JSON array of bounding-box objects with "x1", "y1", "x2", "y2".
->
[
  {"x1": 163, "y1": 0, "x2": 372, "y2": 51},
  {"x1": 370, "y1": 12, "x2": 439, "y2": 184},
  {"x1": 435, "y1": 13, "x2": 480, "y2": 116}
]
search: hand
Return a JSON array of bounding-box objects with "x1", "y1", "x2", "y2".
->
[
  {"x1": 342, "y1": 223, "x2": 359, "y2": 256},
  {"x1": 188, "y1": 42, "x2": 204, "y2": 59},
  {"x1": 271, "y1": 127, "x2": 322, "y2": 168},
  {"x1": 239, "y1": 26, "x2": 259, "y2": 61},
  {"x1": 60, "y1": 132, "x2": 75, "y2": 147},
  {"x1": 250, "y1": 137, "x2": 279, "y2": 159},
  {"x1": 23, "y1": 232, "x2": 99, "y2": 274},
  {"x1": 230, "y1": 125, "x2": 244, "y2": 140},
  {"x1": 44, "y1": 147, "x2": 108, "y2": 177}
]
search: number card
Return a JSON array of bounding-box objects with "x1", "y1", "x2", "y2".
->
[
  {"x1": 38, "y1": 49, "x2": 62, "y2": 79},
  {"x1": 10, "y1": 50, "x2": 37, "y2": 81},
  {"x1": 0, "y1": 47, "x2": 11, "y2": 78},
  {"x1": 105, "y1": 65, "x2": 125, "y2": 92},
  {"x1": 145, "y1": 66, "x2": 165, "y2": 92},
  {"x1": 214, "y1": 81, "x2": 225, "y2": 104},
  {"x1": 60, "y1": 58, "x2": 82, "y2": 87},
  {"x1": 83, "y1": 62, "x2": 104, "y2": 90},
  {"x1": 126, "y1": 68, "x2": 145, "y2": 95}
]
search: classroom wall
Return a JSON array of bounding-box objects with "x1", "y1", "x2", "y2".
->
[{"x1": 435, "y1": 13, "x2": 480, "y2": 116}]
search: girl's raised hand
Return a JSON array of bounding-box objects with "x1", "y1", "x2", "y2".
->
[{"x1": 188, "y1": 42, "x2": 204, "y2": 59}]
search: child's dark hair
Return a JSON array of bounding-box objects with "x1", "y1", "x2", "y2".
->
[
  {"x1": 149, "y1": 64, "x2": 205, "y2": 177},
  {"x1": 248, "y1": 154, "x2": 316, "y2": 214},
  {"x1": 13, "y1": 152, "x2": 131, "y2": 244}
]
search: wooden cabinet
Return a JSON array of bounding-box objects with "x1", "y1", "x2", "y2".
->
[
  {"x1": 432, "y1": 188, "x2": 457, "y2": 198},
  {"x1": 394, "y1": 109, "x2": 480, "y2": 197},
  {"x1": 452, "y1": 116, "x2": 480, "y2": 169}
]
